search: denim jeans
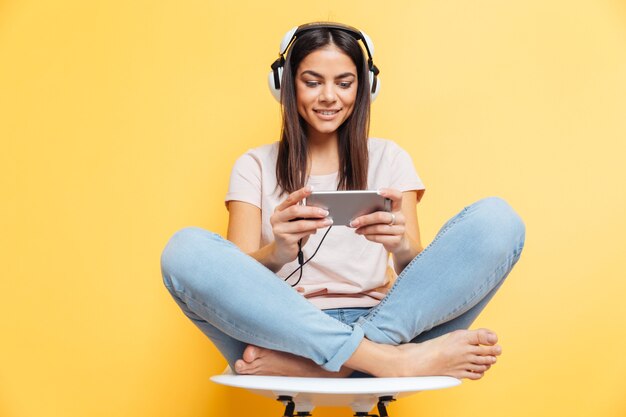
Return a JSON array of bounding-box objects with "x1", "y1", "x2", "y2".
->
[{"x1": 161, "y1": 197, "x2": 525, "y2": 372}]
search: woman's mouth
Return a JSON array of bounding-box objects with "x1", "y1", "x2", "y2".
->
[{"x1": 314, "y1": 109, "x2": 341, "y2": 120}]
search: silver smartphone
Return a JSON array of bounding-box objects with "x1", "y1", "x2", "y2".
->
[{"x1": 303, "y1": 190, "x2": 392, "y2": 226}]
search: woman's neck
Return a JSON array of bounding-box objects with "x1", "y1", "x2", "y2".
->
[{"x1": 307, "y1": 131, "x2": 339, "y2": 176}]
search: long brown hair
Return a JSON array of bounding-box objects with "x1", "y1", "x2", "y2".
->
[{"x1": 275, "y1": 27, "x2": 371, "y2": 195}]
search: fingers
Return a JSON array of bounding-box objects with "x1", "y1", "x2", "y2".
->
[
  {"x1": 355, "y1": 232, "x2": 401, "y2": 250},
  {"x1": 278, "y1": 205, "x2": 330, "y2": 224},
  {"x1": 351, "y1": 206, "x2": 404, "y2": 252},
  {"x1": 272, "y1": 209, "x2": 332, "y2": 249},
  {"x1": 349, "y1": 188, "x2": 403, "y2": 229},
  {"x1": 354, "y1": 223, "x2": 402, "y2": 236},
  {"x1": 351, "y1": 209, "x2": 403, "y2": 229},
  {"x1": 275, "y1": 185, "x2": 314, "y2": 212},
  {"x1": 273, "y1": 185, "x2": 333, "y2": 225},
  {"x1": 377, "y1": 188, "x2": 403, "y2": 212},
  {"x1": 277, "y1": 218, "x2": 333, "y2": 238},
  {"x1": 270, "y1": 186, "x2": 336, "y2": 264}
]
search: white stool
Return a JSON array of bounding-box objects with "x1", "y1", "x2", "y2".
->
[{"x1": 211, "y1": 368, "x2": 460, "y2": 416}]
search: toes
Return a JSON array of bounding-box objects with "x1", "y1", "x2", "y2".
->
[
  {"x1": 459, "y1": 370, "x2": 484, "y2": 380},
  {"x1": 473, "y1": 328, "x2": 498, "y2": 345},
  {"x1": 235, "y1": 359, "x2": 255, "y2": 375},
  {"x1": 242, "y1": 345, "x2": 262, "y2": 362},
  {"x1": 470, "y1": 354, "x2": 497, "y2": 365},
  {"x1": 471, "y1": 344, "x2": 502, "y2": 357},
  {"x1": 490, "y1": 345, "x2": 502, "y2": 356},
  {"x1": 467, "y1": 364, "x2": 489, "y2": 373}
]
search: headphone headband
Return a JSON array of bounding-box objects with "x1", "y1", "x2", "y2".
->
[
  {"x1": 268, "y1": 22, "x2": 381, "y2": 103},
  {"x1": 279, "y1": 22, "x2": 371, "y2": 54}
]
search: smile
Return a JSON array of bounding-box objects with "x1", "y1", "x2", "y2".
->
[{"x1": 314, "y1": 109, "x2": 341, "y2": 116}]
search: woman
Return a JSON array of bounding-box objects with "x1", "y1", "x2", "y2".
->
[{"x1": 161, "y1": 22, "x2": 525, "y2": 380}]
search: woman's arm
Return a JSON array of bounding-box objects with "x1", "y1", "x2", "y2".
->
[
  {"x1": 351, "y1": 189, "x2": 424, "y2": 274},
  {"x1": 226, "y1": 187, "x2": 333, "y2": 273},
  {"x1": 390, "y1": 191, "x2": 424, "y2": 273},
  {"x1": 226, "y1": 201, "x2": 283, "y2": 272}
]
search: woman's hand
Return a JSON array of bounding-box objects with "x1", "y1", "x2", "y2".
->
[
  {"x1": 270, "y1": 185, "x2": 333, "y2": 267},
  {"x1": 349, "y1": 188, "x2": 410, "y2": 255}
]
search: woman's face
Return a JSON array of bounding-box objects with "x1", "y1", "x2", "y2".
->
[{"x1": 295, "y1": 45, "x2": 358, "y2": 139}]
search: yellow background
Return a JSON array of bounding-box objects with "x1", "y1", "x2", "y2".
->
[{"x1": 2, "y1": 1, "x2": 625, "y2": 416}]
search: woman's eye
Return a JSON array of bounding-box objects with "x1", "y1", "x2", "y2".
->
[
  {"x1": 305, "y1": 81, "x2": 320, "y2": 88},
  {"x1": 338, "y1": 82, "x2": 353, "y2": 89}
]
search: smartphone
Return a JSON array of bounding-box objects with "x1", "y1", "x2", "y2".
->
[{"x1": 303, "y1": 190, "x2": 391, "y2": 226}]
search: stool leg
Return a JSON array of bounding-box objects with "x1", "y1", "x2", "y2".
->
[
  {"x1": 277, "y1": 395, "x2": 295, "y2": 417},
  {"x1": 376, "y1": 396, "x2": 396, "y2": 417}
]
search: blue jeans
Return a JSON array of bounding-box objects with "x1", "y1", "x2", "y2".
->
[{"x1": 161, "y1": 197, "x2": 525, "y2": 372}]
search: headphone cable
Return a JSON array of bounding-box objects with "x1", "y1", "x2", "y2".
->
[{"x1": 284, "y1": 225, "x2": 333, "y2": 287}]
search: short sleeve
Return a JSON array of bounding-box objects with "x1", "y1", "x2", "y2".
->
[
  {"x1": 389, "y1": 146, "x2": 426, "y2": 202},
  {"x1": 225, "y1": 152, "x2": 262, "y2": 209}
]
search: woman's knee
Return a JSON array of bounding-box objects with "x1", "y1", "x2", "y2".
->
[
  {"x1": 469, "y1": 197, "x2": 526, "y2": 255},
  {"x1": 160, "y1": 226, "x2": 222, "y2": 290}
]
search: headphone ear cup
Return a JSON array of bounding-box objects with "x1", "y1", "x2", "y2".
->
[
  {"x1": 268, "y1": 66, "x2": 283, "y2": 103},
  {"x1": 369, "y1": 71, "x2": 381, "y2": 102}
]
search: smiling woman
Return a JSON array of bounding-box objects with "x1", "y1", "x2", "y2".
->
[
  {"x1": 295, "y1": 48, "x2": 358, "y2": 139},
  {"x1": 275, "y1": 24, "x2": 374, "y2": 192},
  {"x1": 160, "y1": 22, "x2": 525, "y2": 381}
]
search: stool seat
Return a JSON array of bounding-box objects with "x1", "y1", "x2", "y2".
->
[{"x1": 211, "y1": 368, "x2": 460, "y2": 416}]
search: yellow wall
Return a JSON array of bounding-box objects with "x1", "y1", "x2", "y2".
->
[{"x1": 2, "y1": 1, "x2": 625, "y2": 416}]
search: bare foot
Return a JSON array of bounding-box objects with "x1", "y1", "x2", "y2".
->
[
  {"x1": 235, "y1": 328, "x2": 502, "y2": 380},
  {"x1": 234, "y1": 345, "x2": 352, "y2": 377},
  {"x1": 385, "y1": 328, "x2": 502, "y2": 380}
]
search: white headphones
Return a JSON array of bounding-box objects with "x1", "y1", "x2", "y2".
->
[{"x1": 268, "y1": 22, "x2": 381, "y2": 103}]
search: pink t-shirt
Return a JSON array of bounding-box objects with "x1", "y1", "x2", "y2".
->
[{"x1": 225, "y1": 138, "x2": 425, "y2": 309}]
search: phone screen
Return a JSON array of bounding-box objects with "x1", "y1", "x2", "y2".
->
[{"x1": 304, "y1": 191, "x2": 391, "y2": 226}]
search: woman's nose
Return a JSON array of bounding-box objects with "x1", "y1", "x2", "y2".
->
[{"x1": 319, "y1": 84, "x2": 337, "y2": 102}]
